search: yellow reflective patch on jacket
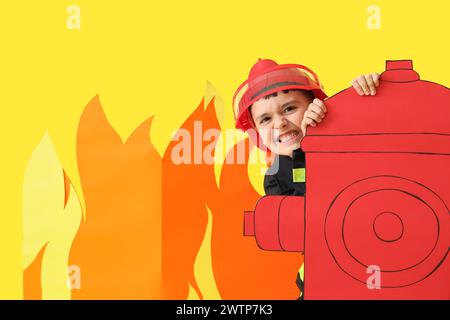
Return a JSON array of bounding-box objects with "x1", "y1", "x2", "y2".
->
[{"x1": 292, "y1": 168, "x2": 305, "y2": 183}]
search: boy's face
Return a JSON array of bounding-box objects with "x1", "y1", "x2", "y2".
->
[{"x1": 250, "y1": 90, "x2": 312, "y2": 156}]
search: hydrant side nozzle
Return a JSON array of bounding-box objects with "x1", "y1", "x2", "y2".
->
[
  {"x1": 243, "y1": 211, "x2": 255, "y2": 236},
  {"x1": 243, "y1": 195, "x2": 306, "y2": 252},
  {"x1": 279, "y1": 196, "x2": 305, "y2": 252}
]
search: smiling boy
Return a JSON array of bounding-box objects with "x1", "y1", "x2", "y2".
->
[
  {"x1": 233, "y1": 58, "x2": 379, "y2": 298},
  {"x1": 234, "y1": 58, "x2": 379, "y2": 195}
]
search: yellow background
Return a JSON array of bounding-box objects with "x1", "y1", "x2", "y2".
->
[{"x1": 0, "y1": 0, "x2": 448, "y2": 298}]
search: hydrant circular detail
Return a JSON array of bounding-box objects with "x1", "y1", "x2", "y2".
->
[
  {"x1": 373, "y1": 211, "x2": 404, "y2": 243},
  {"x1": 325, "y1": 175, "x2": 449, "y2": 288}
]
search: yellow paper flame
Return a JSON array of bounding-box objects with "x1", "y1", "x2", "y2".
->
[
  {"x1": 189, "y1": 205, "x2": 221, "y2": 300},
  {"x1": 22, "y1": 132, "x2": 82, "y2": 299}
]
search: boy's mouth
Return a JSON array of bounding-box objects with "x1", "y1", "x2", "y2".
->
[{"x1": 276, "y1": 130, "x2": 300, "y2": 144}]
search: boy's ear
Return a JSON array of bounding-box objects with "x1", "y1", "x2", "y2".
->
[{"x1": 248, "y1": 106, "x2": 258, "y2": 128}]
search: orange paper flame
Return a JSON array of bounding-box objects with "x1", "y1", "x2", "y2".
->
[
  {"x1": 162, "y1": 98, "x2": 220, "y2": 299},
  {"x1": 69, "y1": 96, "x2": 162, "y2": 299}
]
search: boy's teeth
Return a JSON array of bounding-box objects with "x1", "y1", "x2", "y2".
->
[{"x1": 278, "y1": 131, "x2": 298, "y2": 143}]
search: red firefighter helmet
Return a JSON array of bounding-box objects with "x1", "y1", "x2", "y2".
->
[{"x1": 233, "y1": 58, "x2": 327, "y2": 132}]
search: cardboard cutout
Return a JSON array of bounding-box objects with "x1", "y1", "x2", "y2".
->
[{"x1": 244, "y1": 60, "x2": 450, "y2": 299}]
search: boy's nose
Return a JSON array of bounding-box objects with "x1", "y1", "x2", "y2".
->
[{"x1": 274, "y1": 116, "x2": 288, "y2": 129}]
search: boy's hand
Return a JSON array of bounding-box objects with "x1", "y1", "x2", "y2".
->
[
  {"x1": 352, "y1": 73, "x2": 380, "y2": 96},
  {"x1": 300, "y1": 98, "x2": 327, "y2": 137}
]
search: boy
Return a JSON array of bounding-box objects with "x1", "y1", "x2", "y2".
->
[{"x1": 232, "y1": 58, "x2": 379, "y2": 298}]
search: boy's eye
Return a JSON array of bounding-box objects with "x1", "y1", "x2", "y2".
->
[
  {"x1": 283, "y1": 105, "x2": 296, "y2": 113},
  {"x1": 260, "y1": 116, "x2": 271, "y2": 125}
]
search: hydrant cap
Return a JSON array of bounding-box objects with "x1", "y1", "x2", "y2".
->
[{"x1": 302, "y1": 59, "x2": 450, "y2": 153}]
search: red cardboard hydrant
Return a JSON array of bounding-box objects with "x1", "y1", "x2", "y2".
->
[{"x1": 244, "y1": 60, "x2": 450, "y2": 299}]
